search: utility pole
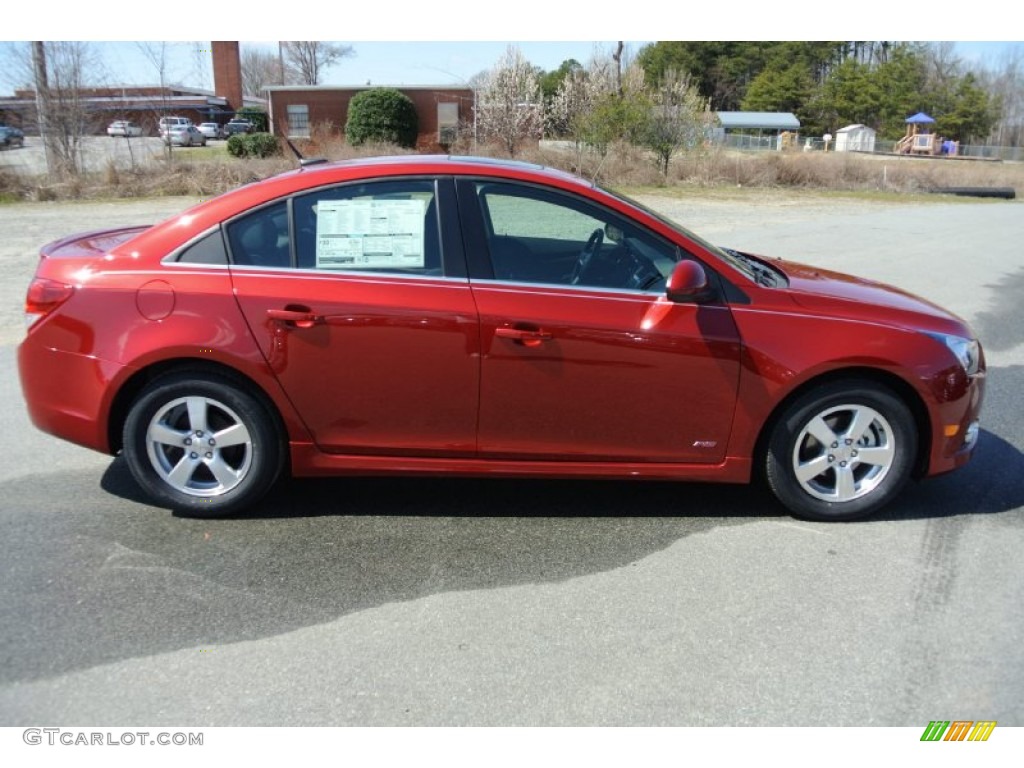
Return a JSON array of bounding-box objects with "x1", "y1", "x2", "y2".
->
[{"x1": 31, "y1": 41, "x2": 57, "y2": 180}]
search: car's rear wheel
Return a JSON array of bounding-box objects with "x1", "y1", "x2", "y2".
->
[
  {"x1": 765, "y1": 380, "x2": 916, "y2": 521},
  {"x1": 123, "y1": 373, "x2": 283, "y2": 517}
]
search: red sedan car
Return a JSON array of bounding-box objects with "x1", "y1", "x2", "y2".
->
[{"x1": 18, "y1": 156, "x2": 985, "y2": 520}]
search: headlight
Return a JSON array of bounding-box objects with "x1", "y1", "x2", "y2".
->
[{"x1": 926, "y1": 333, "x2": 980, "y2": 375}]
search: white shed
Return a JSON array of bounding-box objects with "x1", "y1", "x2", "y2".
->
[{"x1": 835, "y1": 124, "x2": 876, "y2": 152}]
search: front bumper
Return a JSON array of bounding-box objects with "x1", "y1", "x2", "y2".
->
[{"x1": 927, "y1": 368, "x2": 986, "y2": 476}]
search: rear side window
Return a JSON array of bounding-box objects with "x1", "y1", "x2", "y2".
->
[
  {"x1": 225, "y1": 202, "x2": 291, "y2": 268},
  {"x1": 292, "y1": 179, "x2": 442, "y2": 275},
  {"x1": 175, "y1": 230, "x2": 228, "y2": 265}
]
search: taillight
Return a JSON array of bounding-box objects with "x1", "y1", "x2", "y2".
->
[{"x1": 25, "y1": 277, "x2": 74, "y2": 330}]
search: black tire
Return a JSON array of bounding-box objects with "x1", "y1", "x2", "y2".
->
[
  {"x1": 122, "y1": 373, "x2": 283, "y2": 517},
  {"x1": 765, "y1": 380, "x2": 916, "y2": 521}
]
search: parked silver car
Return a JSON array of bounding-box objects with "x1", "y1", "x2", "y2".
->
[{"x1": 163, "y1": 125, "x2": 207, "y2": 147}]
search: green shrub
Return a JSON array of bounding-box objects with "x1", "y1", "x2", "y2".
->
[
  {"x1": 227, "y1": 133, "x2": 279, "y2": 159},
  {"x1": 226, "y1": 134, "x2": 247, "y2": 157},
  {"x1": 345, "y1": 88, "x2": 418, "y2": 148},
  {"x1": 244, "y1": 132, "x2": 280, "y2": 158}
]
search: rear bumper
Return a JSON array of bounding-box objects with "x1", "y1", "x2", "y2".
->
[{"x1": 18, "y1": 340, "x2": 127, "y2": 455}]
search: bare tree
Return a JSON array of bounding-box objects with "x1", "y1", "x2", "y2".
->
[
  {"x1": 281, "y1": 41, "x2": 353, "y2": 86},
  {"x1": 29, "y1": 41, "x2": 98, "y2": 179},
  {"x1": 924, "y1": 42, "x2": 965, "y2": 87},
  {"x1": 31, "y1": 42, "x2": 58, "y2": 179},
  {"x1": 241, "y1": 46, "x2": 283, "y2": 97},
  {"x1": 548, "y1": 67, "x2": 595, "y2": 138},
  {"x1": 189, "y1": 42, "x2": 211, "y2": 90},
  {"x1": 137, "y1": 42, "x2": 176, "y2": 159},
  {"x1": 978, "y1": 45, "x2": 1024, "y2": 146},
  {"x1": 548, "y1": 66, "x2": 607, "y2": 172},
  {"x1": 612, "y1": 41, "x2": 625, "y2": 96},
  {"x1": 641, "y1": 69, "x2": 709, "y2": 176},
  {"x1": 551, "y1": 53, "x2": 649, "y2": 180},
  {"x1": 477, "y1": 45, "x2": 543, "y2": 156}
]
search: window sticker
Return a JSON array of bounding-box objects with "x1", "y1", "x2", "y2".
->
[{"x1": 315, "y1": 198, "x2": 426, "y2": 269}]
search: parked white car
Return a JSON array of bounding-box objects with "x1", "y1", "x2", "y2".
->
[
  {"x1": 158, "y1": 116, "x2": 192, "y2": 131},
  {"x1": 197, "y1": 122, "x2": 225, "y2": 140},
  {"x1": 106, "y1": 120, "x2": 143, "y2": 138}
]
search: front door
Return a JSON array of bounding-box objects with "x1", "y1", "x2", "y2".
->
[{"x1": 461, "y1": 179, "x2": 742, "y2": 464}]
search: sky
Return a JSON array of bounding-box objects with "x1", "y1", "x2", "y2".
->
[
  {"x1": 2, "y1": 4, "x2": 1020, "y2": 93},
  {"x1": 2, "y1": 40, "x2": 1020, "y2": 95},
  {"x1": 0, "y1": 41, "x2": 633, "y2": 92}
]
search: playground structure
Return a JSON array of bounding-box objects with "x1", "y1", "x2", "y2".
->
[
  {"x1": 777, "y1": 130, "x2": 798, "y2": 150},
  {"x1": 895, "y1": 112, "x2": 958, "y2": 156}
]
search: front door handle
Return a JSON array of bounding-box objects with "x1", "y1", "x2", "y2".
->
[
  {"x1": 495, "y1": 326, "x2": 553, "y2": 348},
  {"x1": 267, "y1": 307, "x2": 323, "y2": 329}
]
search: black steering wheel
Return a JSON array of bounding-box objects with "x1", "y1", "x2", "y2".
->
[{"x1": 570, "y1": 228, "x2": 604, "y2": 285}]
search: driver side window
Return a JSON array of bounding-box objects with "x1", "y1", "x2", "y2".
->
[{"x1": 474, "y1": 182, "x2": 677, "y2": 291}]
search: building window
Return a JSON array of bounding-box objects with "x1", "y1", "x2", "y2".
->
[
  {"x1": 286, "y1": 104, "x2": 309, "y2": 138},
  {"x1": 438, "y1": 102, "x2": 458, "y2": 145}
]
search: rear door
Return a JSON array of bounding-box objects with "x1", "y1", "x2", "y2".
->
[{"x1": 228, "y1": 177, "x2": 481, "y2": 457}]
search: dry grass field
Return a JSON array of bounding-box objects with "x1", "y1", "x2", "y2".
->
[{"x1": 1, "y1": 131, "x2": 1021, "y2": 203}]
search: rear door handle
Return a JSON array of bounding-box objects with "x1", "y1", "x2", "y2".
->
[
  {"x1": 267, "y1": 307, "x2": 323, "y2": 329},
  {"x1": 495, "y1": 326, "x2": 553, "y2": 348}
]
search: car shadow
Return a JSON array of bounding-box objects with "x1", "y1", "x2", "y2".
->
[
  {"x1": 876, "y1": 426, "x2": 1024, "y2": 520},
  {"x1": 102, "y1": 455, "x2": 779, "y2": 521},
  {"x1": 100, "y1": 422, "x2": 1023, "y2": 525},
  {"x1": 3, "y1": 368, "x2": 1019, "y2": 685}
]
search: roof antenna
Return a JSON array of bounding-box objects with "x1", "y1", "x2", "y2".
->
[{"x1": 285, "y1": 137, "x2": 327, "y2": 168}]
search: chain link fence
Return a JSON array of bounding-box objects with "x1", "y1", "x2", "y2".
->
[{"x1": 720, "y1": 132, "x2": 1024, "y2": 161}]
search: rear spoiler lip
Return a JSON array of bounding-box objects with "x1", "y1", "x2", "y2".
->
[{"x1": 40, "y1": 225, "x2": 151, "y2": 259}]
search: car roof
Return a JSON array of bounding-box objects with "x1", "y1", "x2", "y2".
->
[
  {"x1": 282, "y1": 154, "x2": 594, "y2": 190},
  {"x1": 201, "y1": 155, "x2": 602, "y2": 222}
]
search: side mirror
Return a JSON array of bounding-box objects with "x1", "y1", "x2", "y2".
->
[{"x1": 666, "y1": 260, "x2": 711, "y2": 303}]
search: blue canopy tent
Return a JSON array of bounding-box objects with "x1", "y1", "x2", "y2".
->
[{"x1": 905, "y1": 112, "x2": 936, "y2": 124}]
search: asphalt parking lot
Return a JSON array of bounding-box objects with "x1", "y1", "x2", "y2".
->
[
  {"x1": 0, "y1": 192, "x2": 1020, "y2": 726},
  {"x1": 0, "y1": 135, "x2": 217, "y2": 176}
]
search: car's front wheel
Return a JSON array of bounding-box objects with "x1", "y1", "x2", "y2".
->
[
  {"x1": 123, "y1": 373, "x2": 283, "y2": 517},
  {"x1": 765, "y1": 380, "x2": 916, "y2": 521}
]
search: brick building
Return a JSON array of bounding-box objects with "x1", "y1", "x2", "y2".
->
[
  {"x1": 0, "y1": 41, "x2": 260, "y2": 136},
  {"x1": 266, "y1": 85, "x2": 475, "y2": 151},
  {"x1": 0, "y1": 85, "x2": 268, "y2": 136}
]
